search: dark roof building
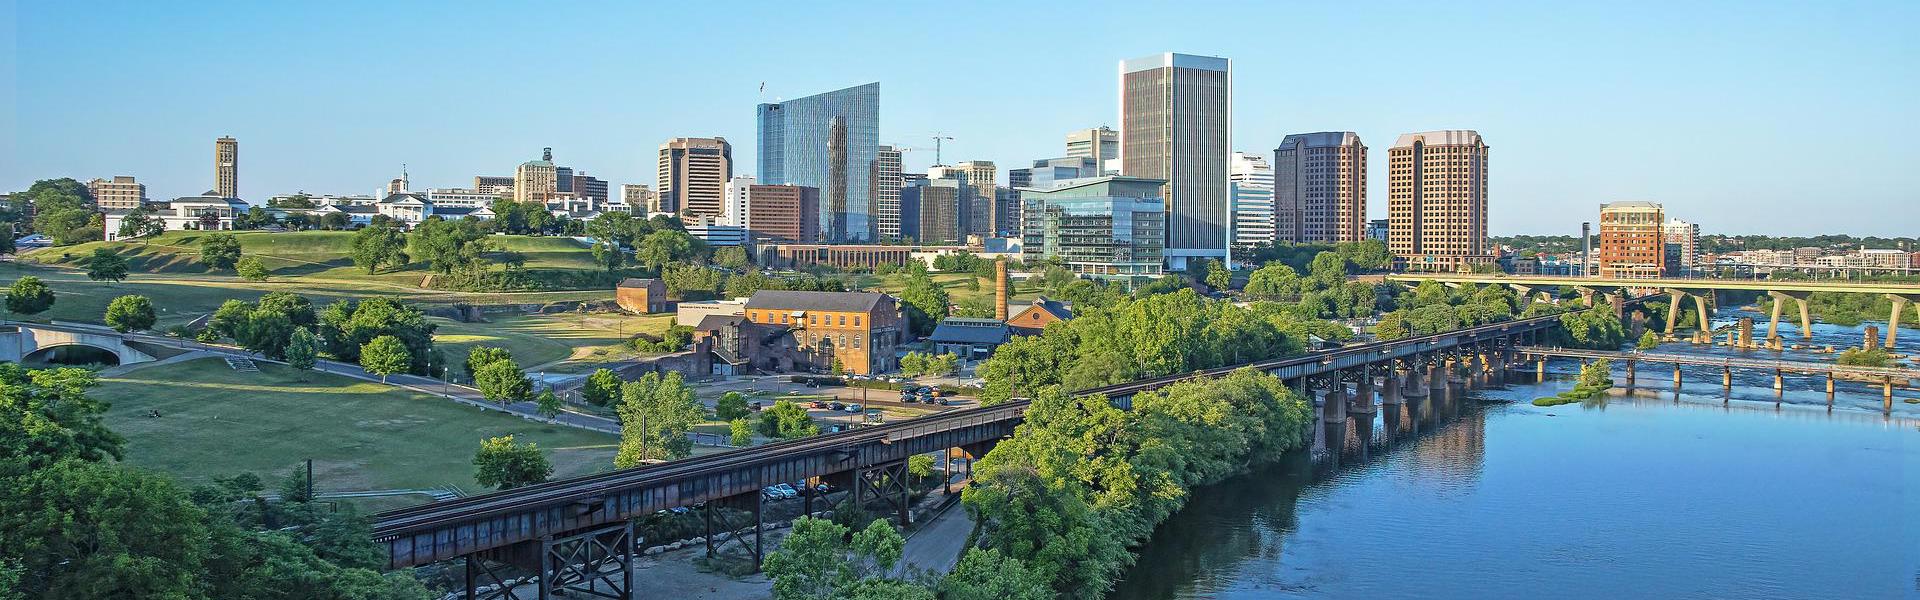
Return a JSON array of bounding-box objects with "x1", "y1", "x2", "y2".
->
[
  {"x1": 743, "y1": 290, "x2": 889, "y2": 314},
  {"x1": 930, "y1": 317, "x2": 1011, "y2": 360}
]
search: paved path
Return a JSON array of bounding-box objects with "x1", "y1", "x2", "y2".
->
[{"x1": 893, "y1": 490, "x2": 975, "y2": 577}]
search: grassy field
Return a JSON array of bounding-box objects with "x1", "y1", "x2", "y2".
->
[
  {"x1": 433, "y1": 312, "x2": 677, "y2": 376},
  {"x1": 856, "y1": 272, "x2": 1044, "y2": 305},
  {"x1": 97, "y1": 357, "x2": 619, "y2": 495},
  {"x1": 32, "y1": 230, "x2": 599, "y2": 283}
]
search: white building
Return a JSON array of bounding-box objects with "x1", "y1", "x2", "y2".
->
[
  {"x1": 104, "y1": 192, "x2": 250, "y2": 239},
  {"x1": 722, "y1": 175, "x2": 755, "y2": 227},
  {"x1": 685, "y1": 216, "x2": 747, "y2": 247},
  {"x1": 1229, "y1": 151, "x2": 1275, "y2": 250},
  {"x1": 427, "y1": 188, "x2": 501, "y2": 208},
  {"x1": 1662, "y1": 219, "x2": 1701, "y2": 273}
]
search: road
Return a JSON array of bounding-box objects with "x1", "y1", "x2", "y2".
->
[{"x1": 893, "y1": 494, "x2": 974, "y2": 577}]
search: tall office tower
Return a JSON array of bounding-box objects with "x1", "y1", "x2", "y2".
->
[
  {"x1": 657, "y1": 137, "x2": 733, "y2": 219},
  {"x1": 1007, "y1": 168, "x2": 1032, "y2": 190},
  {"x1": 1386, "y1": 130, "x2": 1491, "y2": 272},
  {"x1": 1662, "y1": 219, "x2": 1701, "y2": 275},
  {"x1": 901, "y1": 173, "x2": 929, "y2": 189},
  {"x1": 1119, "y1": 53, "x2": 1230, "y2": 270},
  {"x1": 995, "y1": 187, "x2": 1021, "y2": 235},
  {"x1": 571, "y1": 173, "x2": 608, "y2": 202},
  {"x1": 1065, "y1": 126, "x2": 1119, "y2": 173},
  {"x1": 916, "y1": 179, "x2": 964, "y2": 244},
  {"x1": 88, "y1": 176, "x2": 147, "y2": 210},
  {"x1": 620, "y1": 184, "x2": 655, "y2": 212},
  {"x1": 723, "y1": 175, "x2": 756, "y2": 227},
  {"x1": 214, "y1": 136, "x2": 238, "y2": 199},
  {"x1": 474, "y1": 176, "x2": 516, "y2": 196},
  {"x1": 1273, "y1": 132, "x2": 1367, "y2": 243},
  {"x1": 743, "y1": 184, "x2": 819, "y2": 243},
  {"x1": 1228, "y1": 152, "x2": 1275, "y2": 248},
  {"x1": 757, "y1": 82, "x2": 880, "y2": 242},
  {"x1": 1597, "y1": 201, "x2": 1666, "y2": 280},
  {"x1": 514, "y1": 148, "x2": 558, "y2": 204},
  {"x1": 874, "y1": 145, "x2": 903, "y2": 239},
  {"x1": 554, "y1": 166, "x2": 574, "y2": 193},
  {"x1": 952, "y1": 161, "x2": 997, "y2": 236}
]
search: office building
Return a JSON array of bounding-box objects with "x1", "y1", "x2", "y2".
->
[
  {"x1": 914, "y1": 179, "x2": 964, "y2": 244},
  {"x1": 686, "y1": 217, "x2": 748, "y2": 247},
  {"x1": 571, "y1": 172, "x2": 608, "y2": 202},
  {"x1": 514, "y1": 148, "x2": 558, "y2": 204},
  {"x1": 757, "y1": 82, "x2": 880, "y2": 242},
  {"x1": 1119, "y1": 53, "x2": 1230, "y2": 270},
  {"x1": 426, "y1": 188, "x2": 500, "y2": 208},
  {"x1": 1065, "y1": 126, "x2": 1119, "y2": 173},
  {"x1": 1007, "y1": 167, "x2": 1032, "y2": 190},
  {"x1": 1597, "y1": 201, "x2": 1666, "y2": 280},
  {"x1": 1387, "y1": 130, "x2": 1492, "y2": 272},
  {"x1": 620, "y1": 184, "x2": 656, "y2": 214},
  {"x1": 953, "y1": 161, "x2": 998, "y2": 236},
  {"x1": 1228, "y1": 152, "x2": 1275, "y2": 247},
  {"x1": 474, "y1": 176, "x2": 515, "y2": 196},
  {"x1": 723, "y1": 176, "x2": 756, "y2": 227},
  {"x1": 1366, "y1": 219, "x2": 1389, "y2": 242},
  {"x1": 1663, "y1": 219, "x2": 1701, "y2": 275},
  {"x1": 875, "y1": 145, "x2": 903, "y2": 240},
  {"x1": 744, "y1": 184, "x2": 818, "y2": 243},
  {"x1": 1273, "y1": 131, "x2": 1366, "y2": 243},
  {"x1": 1021, "y1": 156, "x2": 1100, "y2": 190},
  {"x1": 554, "y1": 166, "x2": 574, "y2": 193},
  {"x1": 88, "y1": 176, "x2": 147, "y2": 211},
  {"x1": 995, "y1": 186, "x2": 1020, "y2": 235},
  {"x1": 214, "y1": 136, "x2": 238, "y2": 199},
  {"x1": 1019, "y1": 175, "x2": 1167, "y2": 280},
  {"x1": 658, "y1": 137, "x2": 733, "y2": 219}
]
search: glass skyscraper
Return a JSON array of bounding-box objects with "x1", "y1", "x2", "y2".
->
[
  {"x1": 757, "y1": 83, "x2": 880, "y2": 243},
  {"x1": 1119, "y1": 53, "x2": 1230, "y2": 270}
]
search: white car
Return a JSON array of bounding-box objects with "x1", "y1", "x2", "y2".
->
[{"x1": 772, "y1": 483, "x2": 800, "y2": 499}]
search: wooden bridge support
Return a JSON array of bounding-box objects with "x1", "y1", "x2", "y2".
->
[{"x1": 1673, "y1": 364, "x2": 1683, "y2": 387}]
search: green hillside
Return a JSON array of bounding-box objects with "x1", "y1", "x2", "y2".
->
[{"x1": 27, "y1": 230, "x2": 597, "y2": 282}]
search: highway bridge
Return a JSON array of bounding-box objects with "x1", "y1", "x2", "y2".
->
[
  {"x1": 369, "y1": 312, "x2": 1574, "y2": 598},
  {"x1": 1385, "y1": 273, "x2": 1920, "y2": 347},
  {"x1": 1519, "y1": 346, "x2": 1919, "y2": 411}
]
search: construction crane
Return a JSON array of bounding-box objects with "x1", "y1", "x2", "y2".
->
[{"x1": 929, "y1": 134, "x2": 954, "y2": 165}]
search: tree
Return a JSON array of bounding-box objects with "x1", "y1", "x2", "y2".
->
[
  {"x1": 82, "y1": 248, "x2": 130, "y2": 282},
  {"x1": 5, "y1": 276, "x2": 54, "y2": 316},
  {"x1": 200, "y1": 233, "x2": 242, "y2": 270},
  {"x1": 535, "y1": 390, "x2": 563, "y2": 420},
  {"x1": 116, "y1": 206, "x2": 163, "y2": 241},
  {"x1": 318, "y1": 298, "x2": 436, "y2": 375},
  {"x1": 1203, "y1": 259, "x2": 1231, "y2": 291},
  {"x1": 474, "y1": 359, "x2": 532, "y2": 404},
  {"x1": 714, "y1": 245, "x2": 750, "y2": 270},
  {"x1": 472, "y1": 435, "x2": 552, "y2": 490},
  {"x1": 899, "y1": 272, "x2": 949, "y2": 337},
  {"x1": 350, "y1": 222, "x2": 409, "y2": 274},
  {"x1": 0, "y1": 365, "x2": 123, "y2": 468},
  {"x1": 235, "y1": 255, "x2": 270, "y2": 281},
  {"x1": 763, "y1": 517, "x2": 910, "y2": 600},
  {"x1": 0, "y1": 460, "x2": 210, "y2": 599},
  {"x1": 285, "y1": 327, "x2": 318, "y2": 372},
  {"x1": 591, "y1": 240, "x2": 625, "y2": 272},
  {"x1": 907, "y1": 454, "x2": 933, "y2": 484},
  {"x1": 714, "y1": 391, "x2": 750, "y2": 421},
  {"x1": 465, "y1": 346, "x2": 514, "y2": 380},
  {"x1": 729, "y1": 418, "x2": 753, "y2": 446},
  {"x1": 408, "y1": 217, "x2": 491, "y2": 274},
  {"x1": 358, "y1": 335, "x2": 410, "y2": 383},
  {"x1": 939, "y1": 548, "x2": 1050, "y2": 600},
  {"x1": 103, "y1": 294, "x2": 155, "y2": 332},
  {"x1": 613, "y1": 371, "x2": 703, "y2": 465},
  {"x1": 582, "y1": 368, "x2": 622, "y2": 407},
  {"x1": 758, "y1": 400, "x2": 819, "y2": 439},
  {"x1": 635, "y1": 229, "x2": 698, "y2": 272},
  {"x1": 1637, "y1": 330, "x2": 1661, "y2": 351}
]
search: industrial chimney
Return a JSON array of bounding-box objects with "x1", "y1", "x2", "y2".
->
[{"x1": 994, "y1": 259, "x2": 1009, "y2": 322}]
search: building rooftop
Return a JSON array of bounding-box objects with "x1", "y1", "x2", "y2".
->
[
  {"x1": 1013, "y1": 297, "x2": 1073, "y2": 321},
  {"x1": 1392, "y1": 130, "x2": 1484, "y2": 148},
  {"x1": 929, "y1": 318, "x2": 1011, "y2": 345},
  {"x1": 744, "y1": 290, "x2": 889, "y2": 313},
  {"x1": 1120, "y1": 52, "x2": 1230, "y2": 74},
  {"x1": 617, "y1": 278, "x2": 663, "y2": 289},
  {"x1": 1277, "y1": 131, "x2": 1363, "y2": 149}
]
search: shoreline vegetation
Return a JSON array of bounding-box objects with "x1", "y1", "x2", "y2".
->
[{"x1": 1534, "y1": 358, "x2": 1615, "y2": 406}]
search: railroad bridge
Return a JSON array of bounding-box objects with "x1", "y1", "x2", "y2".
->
[
  {"x1": 371, "y1": 311, "x2": 1578, "y2": 599},
  {"x1": 0, "y1": 321, "x2": 157, "y2": 366}
]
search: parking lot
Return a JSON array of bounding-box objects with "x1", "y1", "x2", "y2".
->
[{"x1": 689, "y1": 374, "x2": 980, "y2": 431}]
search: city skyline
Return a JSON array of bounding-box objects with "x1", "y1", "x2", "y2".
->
[{"x1": 4, "y1": 1, "x2": 1915, "y2": 235}]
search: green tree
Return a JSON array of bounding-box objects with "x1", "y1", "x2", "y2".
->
[
  {"x1": 0, "y1": 460, "x2": 210, "y2": 599},
  {"x1": 729, "y1": 418, "x2": 753, "y2": 446},
  {"x1": 535, "y1": 390, "x2": 563, "y2": 420},
  {"x1": 907, "y1": 454, "x2": 933, "y2": 484},
  {"x1": 1203, "y1": 258, "x2": 1231, "y2": 291},
  {"x1": 350, "y1": 222, "x2": 410, "y2": 274},
  {"x1": 235, "y1": 255, "x2": 270, "y2": 281},
  {"x1": 200, "y1": 232, "x2": 242, "y2": 270},
  {"x1": 590, "y1": 240, "x2": 625, "y2": 271},
  {"x1": 474, "y1": 359, "x2": 531, "y2": 404},
  {"x1": 358, "y1": 335, "x2": 410, "y2": 383},
  {"x1": 582, "y1": 368, "x2": 622, "y2": 407},
  {"x1": 82, "y1": 248, "x2": 130, "y2": 282},
  {"x1": 1637, "y1": 329, "x2": 1661, "y2": 351},
  {"x1": 285, "y1": 327, "x2": 318, "y2": 372},
  {"x1": 116, "y1": 206, "x2": 164, "y2": 241},
  {"x1": 939, "y1": 548, "x2": 1050, "y2": 600},
  {"x1": 317, "y1": 298, "x2": 436, "y2": 374},
  {"x1": 408, "y1": 217, "x2": 491, "y2": 274},
  {"x1": 763, "y1": 517, "x2": 909, "y2": 600},
  {"x1": 899, "y1": 272, "x2": 950, "y2": 336},
  {"x1": 757, "y1": 399, "x2": 819, "y2": 439},
  {"x1": 1837, "y1": 347, "x2": 1893, "y2": 367},
  {"x1": 635, "y1": 229, "x2": 698, "y2": 272},
  {"x1": 5, "y1": 276, "x2": 54, "y2": 316},
  {"x1": 103, "y1": 294, "x2": 155, "y2": 332},
  {"x1": 465, "y1": 346, "x2": 514, "y2": 379},
  {"x1": 714, "y1": 245, "x2": 750, "y2": 270},
  {"x1": 714, "y1": 391, "x2": 751, "y2": 421},
  {"x1": 472, "y1": 435, "x2": 552, "y2": 490},
  {"x1": 614, "y1": 371, "x2": 703, "y2": 465},
  {"x1": 0, "y1": 365, "x2": 123, "y2": 468}
]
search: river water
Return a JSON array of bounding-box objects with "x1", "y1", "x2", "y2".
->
[{"x1": 1111, "y1": 313, "x2": 1920, "y2": 599}]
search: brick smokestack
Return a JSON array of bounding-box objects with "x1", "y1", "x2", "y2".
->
[{"x1": 995, "y1": 259, "x2": 1009, "y2": 321}]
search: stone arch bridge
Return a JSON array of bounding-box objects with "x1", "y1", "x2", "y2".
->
[{"x1": 0, "y1": 321, "x2": 158, "y2": 366}]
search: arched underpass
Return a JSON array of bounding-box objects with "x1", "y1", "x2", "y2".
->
[{"x1": 22, "y1": 343, "x2": 124, "y2": 367}]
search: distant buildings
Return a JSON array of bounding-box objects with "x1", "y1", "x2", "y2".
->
[
  {"x1": 571, "y1": 172, "x2": 609, "y2": 203},
  {"x1": 1366, "y1": 219, "x2": 1389, "y2": 242},
  {"x1": 742, "y1": 184, "x2": 819, "y2": 243},
  {"x1": 214, "y1": 136, "x2": 239, "y2": 199},
  {"x1": 105, "y1": 191, "x2": 247, "y2": 239},
  {"x1": 1119, "y1": 53, "x2": 1230, "y2": 270},
  {"x1": 875, "y1": 145, "x2": 903, "y2": 240},
  {"x1": 1228, "y1": 152, "x2": 1274, "y2": 248},
  {"x1": 952, "y1": 161, "x2": 998, "y2": 236},
  {"x1": 740, "y1": 290, "x2": 904, "y2": 375},
  {"x1": 1597, "y1": 201, "x2": 1666, "y2": 279},
  {"x1": 685, "y1": 217, "x2": 747, "y2": 247},
  {"x1": 88, "y1": 176, "x2": 147, "y2": 211},
  {"x1": 1273, "y1": 131, "x2": 1366, "y2": 244},
  {"x1": 658, "y1": 137, "x2": 733, "y2": 219},
  {"x1": 514, "y1": 148, "x2": 558, "y2": 204},
  {"x1": 1020, "y1": 175, "x2": 1167, "y2": 280},
  {"x1": 911, "y1": 179, "x2": 964, "y2": 244},
  {"x1": 1018, "y1": 157, "x2": 1100, "y2": 191},
  {"x1": 1387, "y1": 130, "x2": 1491, "y2": 272},
  {"x1": 615, "y1": 278, "x2": 669, "y2": 314},
  {"x1": 723, "y1": 176, "x2": 755, "y2": 227},
  {"x1": 1662, "y1": 219, "x2": 1701, "y2": 275},
  {"x1": 1065, "y1": 126, "x2": 1119, "y2": 174},
  {"x1": 757, "y1": 82, "x2": 880, "y2": 242},
  {"x1": 620, "y1": 184, "x2": 657, "y2": 214},
  {"x1": 474, "y1": 176, "x2": 515, "y2": 196}
]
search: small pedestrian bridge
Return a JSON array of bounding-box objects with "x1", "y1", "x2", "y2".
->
[{"x1": 0, "y1": 321, "x2": 158, "y2": 366}]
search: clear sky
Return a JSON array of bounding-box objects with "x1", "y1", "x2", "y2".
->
[{"x1": 3, "y1": 0, "x2": 1914, "y2": 236}]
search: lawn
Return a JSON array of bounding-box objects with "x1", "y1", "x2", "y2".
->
[
  {"x1": 432, "y1": 311, "x2": 677, "y2": 376},
  {"x1": 97, "y1": 357, "x2": 619, "y2": 495},
  {"x1": 857, "y1": 271, "x2": 1044, "y2": 305},
  {"x1": 29, "y1": 230, "x2": 601, "y2": 289}
]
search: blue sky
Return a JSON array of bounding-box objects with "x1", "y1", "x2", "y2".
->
[{"x1": 3, "y1": 0, "x2": 1914, "y2": 235}]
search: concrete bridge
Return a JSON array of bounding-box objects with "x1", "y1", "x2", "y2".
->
[
  {"x1": 0, "y1": 321, "x2": 158, "y2": 366},
  {"x1": 368, "y1": 312, "x2": 1569, "y2": 599},
  {"x1": 1384, "y1": 273, "x2": 1920, "y2": 348},
  {"x1": 1518, "y1": 346, "x2": 1919, "y2": 412}
]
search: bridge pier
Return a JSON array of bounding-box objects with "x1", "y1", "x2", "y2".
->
[
  {"x1": 1536, "y1": 358, "x2": 1546, "y2": 381},
  {"x1": 704, "y1": 491, "x2": 766, "y2": 571},
  {"x1": 1826, "y1": 374, "x2": 1835, "y2": 407},
  {"x1": 1885, "y1": 381, "x2": 1895, "y2": 413},
  {"x1": 855, "y1": 458, "x2": 913, "y2": 527},
  {"x1": 1773, "y1": 370, "x2": 1784, "y2": 396},
  {"x1": 1887, "y1": 295, "x2": 1913, "y2": 349},
  {"x1": 1673, "y1": 364, "x2": 1683, "y2": 387},
  {"x1": 460, "y1": 521, "x2": 636, "y2": 600},
  {"x1": 1665, "y1": 290, "x2": 1685, "y2": 339},
  {"x1": 1626, "y1": 360, "x2": 1636, "y2": 386},
  {"x1": 1767, "y1": 290, "x2": 1815, "y2": 341},
  {"x1": 1723, "y1": 367, "x2": 1733, "y2": 390}
]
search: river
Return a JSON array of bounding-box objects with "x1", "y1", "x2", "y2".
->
[{"x1": 1111, "y1": 312, "x2": 1920, "y2": 599}]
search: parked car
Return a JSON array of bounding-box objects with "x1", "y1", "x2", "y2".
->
[
  {"x1": 844, "y1": 403, "x2": 862, "y2": 413},
  {"x1": 748, "y1": 400, "x2": 764, "y2": 411},
  {"x1": 830, "y1": 402, "x2": 847, "y2": 411},
  {"x1": 762, "y1": 487, "x2": 784, "y2": 501},
  {"x1": 772, "y1": 483, "x2": 800, "y2": 499},
  {"x1": 810, "y1": 400, "x2": 830, "y2": 409}
]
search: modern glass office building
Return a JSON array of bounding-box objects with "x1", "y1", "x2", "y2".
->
[
  {"x1": 757, "y1": 83, "x2": 880, "y2": 243},
  {"x1": 1119, "y1": 53, "x2": 1230, "y2": 270},
  {"x1": 1019, "y1": 175, "x2": 1167, "y2": 280}
]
